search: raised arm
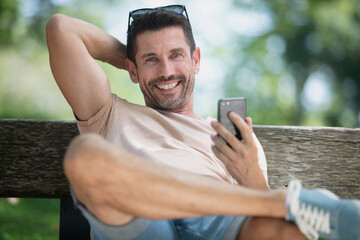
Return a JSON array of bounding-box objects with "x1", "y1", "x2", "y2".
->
[{"x1": 46, "y1": 14, "x2": 126, "y2": 120}]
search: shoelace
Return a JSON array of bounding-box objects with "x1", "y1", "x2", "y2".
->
[{"x1": 288, "y1": 181, "x2": 331, "y2": 240}]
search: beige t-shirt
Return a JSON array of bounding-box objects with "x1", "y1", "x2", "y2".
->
[{"x1": 77, "y1": 94, "x2": 268, "y2": 185}]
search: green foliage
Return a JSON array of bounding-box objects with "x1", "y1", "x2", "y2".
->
[
  {"x1": 1, "y1": 0, "x2": 358, "y2": 126},
  {"x1": 0, "y1": 0, "x2": 142, "y2": 121},
  {"x1": 224, "y1": 0, "x2": 360, "y2": 127},
  {"x1": 0, "y1": 198, "x2": 59, "y2": 240},
  {"x1": 0, "y1": 0, "x2": 19, "y2": 46}
]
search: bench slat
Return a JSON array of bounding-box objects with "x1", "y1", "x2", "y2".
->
[
  {"x1": 0, "y1": 119, "x2": 78, "y2": 198},
  {"x1": 256, "y1": 126, "x2": 360, "y2": 198},
  {"x1": 0, "y1": 119, "x2": 359, "y2": 199}
]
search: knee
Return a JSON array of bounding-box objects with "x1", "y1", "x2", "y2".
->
[
  {"x1": 238, "y1": 217, "x2": 274, "y2": 240},
  {"x1": 237, "y1": 217, "x2": 305, "y2": 240},
  {"x1": 64, "y1": 133, "x2": 104, "y2": 163},
  {"x1": 63, "y1": 133, "x2": 105, "y2": 183}
]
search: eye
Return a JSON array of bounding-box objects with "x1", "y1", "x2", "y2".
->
[
  {"x1": 171, "y1": 52, "x2": 182, "y2": 58},
  {"x1": 146, "y1": 57, "x2": 157, "y2": 62}
]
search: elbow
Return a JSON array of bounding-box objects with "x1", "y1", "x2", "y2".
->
[
  {"x1": 46, "y1": 14, "x2": 66, "y2": 31},
  {"x1": 46, "y1": 14, "x2": 68, "y2": 42}
]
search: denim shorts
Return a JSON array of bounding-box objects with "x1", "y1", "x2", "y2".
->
[{"x1": 71, "y1": 191, "x2": 246, "y2": 240}]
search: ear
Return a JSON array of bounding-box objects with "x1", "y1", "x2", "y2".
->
[
  {"x1": 125, "y1": 58, "x2": 139, "y2": 84},
  {"x1": 192, "y1": 47, "x2": 201, "y2": 74}
]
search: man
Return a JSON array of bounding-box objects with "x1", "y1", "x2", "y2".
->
[{"x1": 46, "y1": 5, "x2": 359, "y2": 240}]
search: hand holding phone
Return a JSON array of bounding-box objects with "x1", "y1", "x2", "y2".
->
[
  {"x1": 217, "y1": 97, "x2": 246, "y2": 140},
  {"x1": 214, "y1": 98, "x2": 268, "y2": 189}
]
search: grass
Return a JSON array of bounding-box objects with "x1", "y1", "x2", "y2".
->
[{"x1": 0, "y1": 198, "x2": 59, "y2": 240}]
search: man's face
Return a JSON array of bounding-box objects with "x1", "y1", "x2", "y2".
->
[{"x1": 128, "y1": 26, "x2": 200, "y2": 111}]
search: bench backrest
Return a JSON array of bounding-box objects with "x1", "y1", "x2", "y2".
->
[
  {"x1": 1, "y1": 119, "x2": 359, "y2": 199},
  {"x1": 1, "y1": 119, "x2": 359, "y2": 239}
]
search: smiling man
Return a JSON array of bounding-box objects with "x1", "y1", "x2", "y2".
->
[
  {"x1": 46, "y1": 5, "x2": 360, "y2": 240},
  {"x1": 126, "y1": 26, "x2": 199, "y2": 117}
]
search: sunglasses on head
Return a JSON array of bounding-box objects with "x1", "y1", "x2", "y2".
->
[{"x1": 128, "y1": 5, "x2": 190, "y2": 30}]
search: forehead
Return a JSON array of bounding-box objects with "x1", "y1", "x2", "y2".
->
[{"x1": 135, "y1": 26, "x2": 190, "y2": 56}]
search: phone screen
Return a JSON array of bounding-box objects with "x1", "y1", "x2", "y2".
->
[{"x1": 217, "y1": 98, "x2": 246, "y2": 140}]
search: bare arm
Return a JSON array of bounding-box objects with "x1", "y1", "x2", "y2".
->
[
  {"x1": 46, "y1": 14, "x2": 126, "y2": 120},
  {"x1": 64, "y1": 133, "x2": 286, "y2": 226}
]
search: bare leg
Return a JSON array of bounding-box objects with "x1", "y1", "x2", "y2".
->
[
  {"x1": 237, "y1": 217, "x2": 305, "y2": 240},
  {"x1": 64, "y1": 133, "x2": 287, "y2": 226}
]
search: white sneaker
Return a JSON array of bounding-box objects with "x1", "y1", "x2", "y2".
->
[{"x1": 286, "y1": 180, "x2": 360, "y2": 240}]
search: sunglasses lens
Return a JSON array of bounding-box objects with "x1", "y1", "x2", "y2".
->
[
  {"x1": 131, "y1": 6, "x2": 184, "y2": 20},
  {"x1": 163, "y1": 6, "x2": 184, "y2": 14},
  {"x1": 128, "y1": 5, "x2": 188, "y2": 29},
  {"x1": 131, "y1": 9, "x2": 151, "y2": 19}
]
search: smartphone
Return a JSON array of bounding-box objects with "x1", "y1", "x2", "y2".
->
[{"x1": 218, "y1": 97, "x2": 246, "y2": 141}]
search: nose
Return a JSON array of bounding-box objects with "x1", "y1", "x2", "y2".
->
[{"x1": 157, "y1": 58, "x2": 174, "y2": 79}]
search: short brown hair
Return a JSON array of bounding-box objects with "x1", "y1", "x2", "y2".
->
[{"x1": 126, "y1": 9, "x2": 196, "y2": 65}]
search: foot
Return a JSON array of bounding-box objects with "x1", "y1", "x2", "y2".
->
[{"x1": 286, "y1": 180, "x2": 360, "y2": 240}]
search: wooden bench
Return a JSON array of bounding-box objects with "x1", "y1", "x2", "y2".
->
[{"x1": 1, "y1": 118, "x2": 359, "y2": 239}]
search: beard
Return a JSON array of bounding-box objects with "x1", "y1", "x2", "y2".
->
[{"x1": 140, "y1": 74, "x2": 194, "y2": 111}]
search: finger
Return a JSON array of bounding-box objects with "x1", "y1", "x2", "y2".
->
[
  {"x1": 211, "y1": 134, "x2": 237, "y2": 161},
  {"x1": 211, "y1": 133, "x2": 226, "y2": 145},
  {"x1": 211, "y1": 144, "x2": 233, "y2": 167},
  {"x1": 245, "y1": 117, "x2": 253, "y2": 129},
  {"x1": 211, "y1": 120, "x2": 241, "y2": 150},
  {"x1": 228, "y1": 112, "x2": 253, "y2": 143}
]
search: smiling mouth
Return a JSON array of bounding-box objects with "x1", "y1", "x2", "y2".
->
[{"x1": 155, "y1": 81, "x2": 180, "y2": 90}]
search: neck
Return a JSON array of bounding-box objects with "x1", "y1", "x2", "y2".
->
[
  {"x1": 167, "y1": 108, "x2": 203, "y2": 120},
  {"x1": 147, "y1": 97, "x2": 203, "y2": 120}
]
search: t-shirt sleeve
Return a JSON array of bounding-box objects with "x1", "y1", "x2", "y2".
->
[
  {"x1": 76, "y1": 93, "x2": 113, "y2": 137},
  {"x1": 252, "y1": 133, "x2": 268, "y2": 184}
]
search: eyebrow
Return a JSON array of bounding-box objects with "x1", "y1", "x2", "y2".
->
[
  {"x1": 140, "y1": 52, "x2": 156, "y2": 60},
  {"x1": 170, "y1": 47, "x2": 186, "y2": 53},
  {"x1": 140, "y1": 48, "x2": 186, "y2": 59}
]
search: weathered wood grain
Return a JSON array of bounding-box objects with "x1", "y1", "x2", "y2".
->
[
  {"x1": 254, "y1": 126, "x2": 360, "y2": 199},
  {"x1": 0, "y1": 119, "x2": 79, "y2": 198},
  {"x1": 0, "y1": 119, "x2": 359, "y2": 199}
]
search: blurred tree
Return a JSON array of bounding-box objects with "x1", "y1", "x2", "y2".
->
[
  {"x1": 1, "y1": 0, "x2": 358, "y2": 126},
  {"x1": 224, "y1": 0, "x2": 360, "y2": 127},
  {"x1": 0, "y1": 0, "x2": 119, "y2": 48},
  {"x1": 0, "y1": 0, "x2": 20, "y2": 46},
  {"x1": 0, "y1": 0, "x2": 141, "y2": 121}
]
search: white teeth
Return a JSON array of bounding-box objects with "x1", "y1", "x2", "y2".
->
[{"x1": 156, "y1": 82, "x2": 178, "y2": 90}]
